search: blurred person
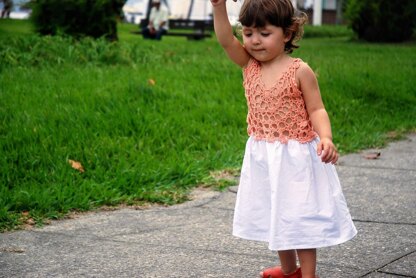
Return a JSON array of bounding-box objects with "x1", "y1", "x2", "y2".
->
[{"x1": 142, "y1": 0, "x2": 169, "y2": 40}]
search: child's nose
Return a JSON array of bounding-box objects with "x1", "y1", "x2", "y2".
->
[{"x1": 252, "y1": 34, "x2": 261, "y2": 44}]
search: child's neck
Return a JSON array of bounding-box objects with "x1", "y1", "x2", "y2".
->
[{"x1": 260, "y1": 53, "x2": 290, "y2": 68}]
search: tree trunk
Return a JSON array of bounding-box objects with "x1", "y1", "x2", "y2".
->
[{"x1": 336, "y1": 0, "x2": 343, "y2": 25}]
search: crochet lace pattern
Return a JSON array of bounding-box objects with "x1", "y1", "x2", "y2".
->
[{"x1": 243, "y1": 58, "x2": 317, "y2": 144}]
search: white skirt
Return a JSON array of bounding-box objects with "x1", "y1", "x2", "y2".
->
[{"x1": 233, "y1": 137, "x2": 357, "y2": 251}]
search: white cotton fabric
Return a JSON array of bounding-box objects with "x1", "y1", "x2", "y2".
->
[{"x1": 233, "y1": 137, "x2": 357, "y2": 251}]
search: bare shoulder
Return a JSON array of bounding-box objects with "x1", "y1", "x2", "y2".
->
[
  {"x1": 296, "y1": 60, "x2": 319, "y2": 91},
  {"x1": 297, "y1": 60, "x2": 316, "y2": 79}
]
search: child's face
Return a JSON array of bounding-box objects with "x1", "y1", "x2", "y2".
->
[{"x1": 242, "y1": 23, "x2": 290, "y2": 62}]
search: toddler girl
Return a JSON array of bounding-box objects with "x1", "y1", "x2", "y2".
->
[{"x1": 209, "y1": 0, "x2": 357, "y2": 277}]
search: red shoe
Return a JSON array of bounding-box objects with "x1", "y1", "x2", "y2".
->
[{"x1": 261, "y1": 267, "x2": 302, "y2": 278}]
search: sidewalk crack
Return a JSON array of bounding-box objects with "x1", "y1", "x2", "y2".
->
[
  {"x1": 359, "y1": 249, "x2": 416, "y2": 277},
  {"x1": 377, "y1": 270, "x2": 416, "y2": 277},
  {"x1": 338, "y1": 164, "x2": 416, "y2": 172},
  {"x1": 353, "y1": 219, "x2": 416, "y2": 226}
]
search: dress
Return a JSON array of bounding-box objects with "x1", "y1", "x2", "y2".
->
[{"x1": 232, "y1": 58, "x2": 357, "y2": 251}]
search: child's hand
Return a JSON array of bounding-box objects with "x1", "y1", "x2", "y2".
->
[
  {"x1": 210, "y1": 0, "x2": 237, "y2": 6},
  {"x1": 210, "y1": 0, "x2": 225, "y2": 5},
  {"x1": 317, "y1": 137, "x2": 339, "y2": 164}
]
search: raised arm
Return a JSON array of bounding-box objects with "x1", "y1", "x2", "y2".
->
[{"x1": 211, "y1": 0, "x2": 250, "y2": 67}]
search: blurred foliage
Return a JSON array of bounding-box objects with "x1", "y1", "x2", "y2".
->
[
  {"x1": 345, "y1": 0, "x2": 416, "y2": 42},
  {"x1": 30, "y1": 0, "x2": 126, "y2": 40}
]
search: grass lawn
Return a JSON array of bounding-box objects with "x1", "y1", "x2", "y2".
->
[{"x1": 1, "y1": 19, "x2": 415, "y2": 231}]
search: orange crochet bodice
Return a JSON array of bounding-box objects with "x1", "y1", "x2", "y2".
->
[{"x1": 243, "y1": 58, "x2": 317, "y2": 144}]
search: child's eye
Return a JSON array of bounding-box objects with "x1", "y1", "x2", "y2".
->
[
  {"x1": 261, "y1": 33, "x2": 270, "y2": 37},
  {"x1": 244, "y1": 33, "x2": 252, "y2": 37}
]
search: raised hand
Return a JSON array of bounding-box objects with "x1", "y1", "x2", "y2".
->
[
  {"x1": 210, "y1": 0, "x2": 237, "y2": 6},
  {"x1": 210, "y1": 0, "x2": 226, "y2": 6}
]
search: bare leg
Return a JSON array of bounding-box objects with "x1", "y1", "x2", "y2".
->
[
  {"x1": 278, "y1": 250, "x2": 298, "y2": 274},
  {"x1": 297, "y1": 249, "x2": 317, "y2": 278}
]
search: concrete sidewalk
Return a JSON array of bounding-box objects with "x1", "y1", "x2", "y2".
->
[{"x1": 1, "y1": 135, "x2": 415, "y2": 278}]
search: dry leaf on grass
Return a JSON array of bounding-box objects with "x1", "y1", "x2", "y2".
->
[
  {"x1": 68, "y1": 159, "x2": 85, "y2": 173},
  {"x1": 20, "y1": 211, "x2": 36, "y2": 230},
  {"x1": 148, "y1": 79, "x2": 156, "y2": 86},
  {"x1": 363, "y1": 152, "x2": 381, "y2": 160}
]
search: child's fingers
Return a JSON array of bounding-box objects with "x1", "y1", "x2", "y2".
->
[
  {"x1": 331, "y1": 152, "x2": 339, "y2": 164},
  {"x1": 210, "y1": 0, "x2": 227, "y2": 4},
  {"x1": 320, "y1": 143, "x2": 337, "y2": 163},
  {"x1": 326, "y1": 151, "x2": 338, "y2": 164},
  {"x1": 326, "y1": 149, "x2": 339, "y2": 164},
  {"x1": 320, "y1": 148, "x2": 331, "y2": 163},
  {"x1": 317, "y1": 141, "x2": 323, "y2": 156},
  {"x1": 211, "y1": 0, "x2": 237, "y2": 4}
]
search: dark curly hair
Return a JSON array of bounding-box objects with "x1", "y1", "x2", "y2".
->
[{"x1": 238, "y1": 0, "x2": 307, "y2": 53}]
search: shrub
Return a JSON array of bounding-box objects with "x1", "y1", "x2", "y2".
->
[
  {"x1": 345, "y1": 0, "x2": 416, "y2": 42},
  {"x1": 30, "y1": 0, "x2": 125, "y2": 40}
]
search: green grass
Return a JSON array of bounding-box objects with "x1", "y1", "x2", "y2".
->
[
  {"x1": 1, "y1": 20, "x2": 415, "y2": 231},
  {"x1": 0, "y1": 18, "x2": 34, "y2": 37}
]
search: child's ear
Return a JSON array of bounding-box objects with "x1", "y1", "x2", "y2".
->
[{"x1": 284, "y1": 30, "x2": 292, "y2": 42}]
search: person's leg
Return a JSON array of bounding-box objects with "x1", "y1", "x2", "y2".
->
[
  {"x1": 142, "y1": 27, "x2": 155, "y2": 39},
  {"x1": 260, "y1": 250, "x2": 299, "y2": 278},
  {"x1": 278, "y1": 250, "x2": 298, "y2": 274},
  {"x1": 155, "y1": 28, "x2": 166, "y2": 40},
  {"x1": 297, "y1": 249, "x2": 317, "y2": 278},
  {"x1": 142, "y1": 27, "x2": 149, "y2": 39}
]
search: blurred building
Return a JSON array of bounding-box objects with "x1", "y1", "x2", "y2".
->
[
  {"x1": 123, "y1": 0, "x2": 240, "y2": 25},
  {"x1": 298, "y1": 0, "x2": 340, "y2": 25}
]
